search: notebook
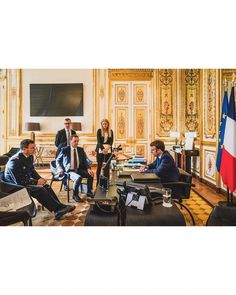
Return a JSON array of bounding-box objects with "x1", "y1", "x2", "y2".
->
[
  {"x1": 131, "y1": 172, "x2": 160, "y2": 183},
  {"x1": 118, "y1": 169, "x2": 140, "y2": 178}
]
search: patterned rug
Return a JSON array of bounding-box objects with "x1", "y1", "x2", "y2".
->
[
  {"x1": 30, "y1": 190, "x2": 213, "y2": 226},
  {"x1": 25, "y1": 168, "x2": 214, "y2": 226}
]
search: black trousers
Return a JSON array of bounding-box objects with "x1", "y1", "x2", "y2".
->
[
  {"x1": 96, "y1": 153, "x2": 111, "y2": 185},
  {"x1": 26, "y1": 184, "x2": 63, "y2": 212}
]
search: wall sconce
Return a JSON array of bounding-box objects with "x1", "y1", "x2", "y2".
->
[
  {"x1": 25, "y1": 122, "x2": 40, "y2": 142},
  {"x1": 170, "y1": 131, "x2": 180, "y2": 145},
  {"x1": 71, "y1": 122, "x2": 82, "y2": 131}
]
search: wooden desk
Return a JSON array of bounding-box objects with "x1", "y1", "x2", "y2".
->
[
  {"x1": 84, "y1": 170, "x2": 186, "y2": 226},
  {"x1": 173, "y1": 149, "x2": 199, "y2": 174}
]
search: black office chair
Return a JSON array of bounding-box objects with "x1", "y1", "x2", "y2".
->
[
  {"x1": 3, "y1": 148, "x2": 20, "y2": 158},
  {"x1": 0, "y1": 173, "x2": 37, "y2": 226},
  {"x1": 206, "y1": 205, "x2": 236, "y2": 226},
  {"x1": 159, "y1": 168, "x2": 195, "y2": 225}
]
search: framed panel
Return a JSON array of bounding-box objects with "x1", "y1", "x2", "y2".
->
[
  {"x1": 134, "y1": 107, "x2": 147, "y2": 140},
  {"x1": 115, "y1": 84, "x2": 128, "y2": 105},
  {"x1": 135, "y1": 144, "x2": 147, "y2": 158},
  {"x1": 203, "y1": 69, "x2": 217, "y2": 139},
  {"x1": 115, "y1": 107, "x2": 128, "y2": 140},
  {"x1": 156, "y1": 69, "x2": 177, "y2": 137},
  {"x1": 83, "y1": 144, "x2": 97, "y2": 163},
  {"x1": 133, "y1": 84, "x2": 147, "y2": 105},
  {"x1": 204, "y1": 149, "x2": 216, "y2": 181}
]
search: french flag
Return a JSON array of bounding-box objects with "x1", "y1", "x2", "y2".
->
[{"x1": 220, "y1": 86, "x2": 236, "y2": 193}]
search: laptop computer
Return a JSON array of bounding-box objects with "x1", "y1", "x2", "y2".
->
[{"x1": 131, "y1": 172, "x2": 160, "y2": 183}]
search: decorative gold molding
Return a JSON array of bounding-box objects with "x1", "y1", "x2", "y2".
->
[
  {"x1": 108, "y1": 69, "x2": 154, "y2": 81},
  {"x1": 184, "y1": 69, "x2": 200, "y2": 133},
  {"x1": 204, "y1": 69, "x2": 216, "y2": 139},
  {"x1": 157, "y1": 69, "x2": 176, "y2": 137},
  {"x1": 201, "y1": 141, "x2": 216, "y2": 147},
  {"x1": 203, "y1": 149, "x2": 216, "y2": 182}
]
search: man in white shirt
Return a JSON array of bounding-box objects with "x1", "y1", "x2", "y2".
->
[
  {"x1": 56, "y1": 135, "x2": 94, "y2": 202},
  {"x1": 55, "y1": 118, "x2": 76, "y2": 156}
]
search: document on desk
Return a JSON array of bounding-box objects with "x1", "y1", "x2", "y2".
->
[{"x1": 0, "y1": 188, "x2": 31, "y2": 211}]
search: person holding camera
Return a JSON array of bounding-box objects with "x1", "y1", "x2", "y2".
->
[{"x1": 95, "y1": 119, "x2": 114, "y2": 186}]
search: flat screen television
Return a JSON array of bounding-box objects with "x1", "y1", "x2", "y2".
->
[{"x1": 30, "y1": 83, "x2": 83, "y2": 116}]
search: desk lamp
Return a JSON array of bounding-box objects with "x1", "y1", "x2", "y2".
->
[{"x1": 25, "y1": 122, "x2": 40, "y2": 142}]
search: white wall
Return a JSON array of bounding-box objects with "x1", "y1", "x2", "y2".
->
[{"x1": 22, "y1": 69, "x2": 93, "y2": 133}]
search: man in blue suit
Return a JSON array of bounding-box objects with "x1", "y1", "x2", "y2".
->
[
  {"x1": 56, "y1": 134, "x2": 94, "y2": 202},
  {"x1": 140, "y1": 140, "x2": 180, "y2": 183}
]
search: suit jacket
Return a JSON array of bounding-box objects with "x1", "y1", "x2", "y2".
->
[
  {"x1": 146, "y1": 151, "x2": 180, "y2": 183},
  {"x1": 95, "y1": 128, "x2": 113, "y2": 152},
  {"x1": 55, "y1": 128, "x2": 76, "y2": 147},
  {"x1": 4, "y1": 152, "x2": 41, "y2": 186},
  {"x1": 56, "y1": 146, "x2": 90, "y2": 173}
]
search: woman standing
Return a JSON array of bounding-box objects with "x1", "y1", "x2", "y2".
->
[{"x1": 95, "y1": 119, "x2": 114, "y2": 186}]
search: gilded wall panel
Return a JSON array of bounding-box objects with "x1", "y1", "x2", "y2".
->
[
  {"x1": 204, "y1": 149, "x2": 216, "y2": 181},
  {"x1": 184, "y1": 69, "x2": 200, "y2": 133},
  {"x1": 108, "y1": 69, "x2": 154, "y2": 81},
  {"x1": 204, "y1": 69, "x2": 216, "y2": 139},
  {"x1": 115, "y1": 107, "x2": 128, "y2": 140},
  {"x1": 135, "y1": 144, "x2": 146, "y2": 157},
  {"x1": 115, "y1": 84, "x2": 128, "y2": 104},
  {"x1": 133, "y1": 84, "x2": 147, "y2": 104},
  {"x1": 134, "y1": 107, "x2": 147, "y2": 140},
  {"x1": 8, "y1": 69, "x2": 19, "y2": 137},
  {"x1": 157, "y1": 69, "x2": 176, "y2": 136}
]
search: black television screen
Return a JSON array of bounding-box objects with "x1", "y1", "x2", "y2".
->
[{"x1": 30, "y1": 83, "x2": 83, "y2": 116}]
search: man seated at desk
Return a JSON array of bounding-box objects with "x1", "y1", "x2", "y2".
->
[
  {"x1": 140, "y1": 140, "x2": 180, "y2": 183},
  {"x1": 56, "y1": 134, "x2": 94, "y2": 202}
]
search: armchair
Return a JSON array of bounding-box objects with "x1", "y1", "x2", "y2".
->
[{"x1": 0, "y1": 172, "x2": 37, "y2": 225}]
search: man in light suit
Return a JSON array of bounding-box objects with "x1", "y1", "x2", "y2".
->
[
  {"x1": 55, "y1": 118, "x2": 76, "y2": 157},
  {"x1": 140, "y1": 140, "x2": 180, "y2": 183},
  {"x1": 56, "y1": 134, "x2": 94, "y2": 202}
]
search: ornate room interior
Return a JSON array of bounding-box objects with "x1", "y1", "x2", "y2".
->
[{"x1": 0, "y1": 68, "x2": 234, "y2": 226}]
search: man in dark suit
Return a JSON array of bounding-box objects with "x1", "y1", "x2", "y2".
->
[
  {"x1": 4, "y1": 139, "x2": 75, "y2": 220},
  {"x1": 140, "y1": 140, "x2": 180, "y2": 183},
  {"x1": 56, "y1": 134, "x2": 94, "y2": 202},
  {"x1": 55, "y1": 118, "x2": 76, "y2": 157}
]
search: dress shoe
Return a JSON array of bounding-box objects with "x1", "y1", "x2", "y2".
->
[
  {"x1": 54, "y1": 205, "x2": 71, "y2": 220},
  {"x1": 73, "y1": 195, "x2": 84, "y2": 202},
  {"x1": 68, "y1": 204, "x2": 76, "y2": 212},
  {"x1": 87, "y1": 192, "x2": 94, "y2": 198},
  {"x1": 61, "y1": 204, "x2": 76, "y2": 212}
]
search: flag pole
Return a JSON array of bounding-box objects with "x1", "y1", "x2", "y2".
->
[
  {"x1": 227, "y1": 187, "x2": 230, "y2": 206},
  {"x1": 230, "y1": 192, "x2": 234, "y2": 206}
]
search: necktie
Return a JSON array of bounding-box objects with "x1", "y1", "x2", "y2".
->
[
  {"x1": 74, "y1": 148, "x2": 78, "y2": 170},
  {"x1": 67, "y1": 130, "x2": 70, "y2": 145}
]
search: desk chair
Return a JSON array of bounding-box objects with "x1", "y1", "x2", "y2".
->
[
  {"x1": 49, "y1": 160, "x2": 88, "y2": 203},
  {"x1": 3, "y1": 147, "x2": 20, "y2": 158},
  {"x1": 0, "y1": 174, "x2": 37, "y2": 226},
  {"x1": 159, "y1": 168, "x2": 195, "y2": 225},
  {"x1": 206, "y1": 205, "x2": 236, "y2": 226},
  {"x1": 49, "y1": 160, "x2": 69, "y2": 202}
]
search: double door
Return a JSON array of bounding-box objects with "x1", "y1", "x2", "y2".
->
[{"x1": 110, "y1": 81, "x2": 151, "y2": 160}]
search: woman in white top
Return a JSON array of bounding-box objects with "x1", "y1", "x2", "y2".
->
[{"x1": 95, "y1": 119, "x2": 114, "y2": 186}]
